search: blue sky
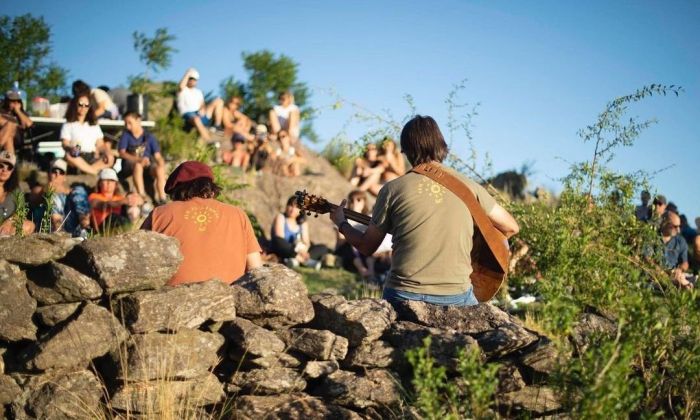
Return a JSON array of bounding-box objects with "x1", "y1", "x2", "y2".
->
[{"x1": 6, "y1": 1, "x2": 700, "y2": 218}]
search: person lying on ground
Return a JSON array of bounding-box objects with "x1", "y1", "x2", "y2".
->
[
  {"x1": 0, "y1": 151, "x2": 35, "y2": 235},
  {"x1": 141, "y1": 161, "x2": 262, "y2": 285},
  {"x1": 61, "y1": 94, "x2": 114, "y2": 175},
  {"x1": 118, "y1": 111, "x2": 167, "y2": 204},
  {"x1": 0, "y1": 91, "x2": 33, "y2": 155},
  {"x1": 331, "y1": 115, "x2": 519, "y2": 307},
  {"x1": 177, "y1": 68, "x2": 224, "y2": 142}
]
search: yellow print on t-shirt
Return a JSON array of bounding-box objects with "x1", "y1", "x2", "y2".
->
[
  {"x1": 184, "y1": 206, "x2": 220, "y2": 232},
  {"x1": 417, "y1": 179, "x2": 446, "y2": 204}
]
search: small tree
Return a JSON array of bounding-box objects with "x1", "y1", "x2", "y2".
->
[
  {"x1": 0, "y1": 14, "x2": 67, "y2": 100},
  {"x1": 129, "y1": 27, "x2": 177, "y2": 95}
]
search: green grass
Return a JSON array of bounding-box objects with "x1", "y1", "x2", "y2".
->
[{"x1": 297, "y1": 266, "x2": 382, "y2": 299}]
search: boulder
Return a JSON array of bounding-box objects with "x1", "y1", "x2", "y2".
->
[
  {"x1": 385, "y1": 321, "x2": 479, "y2": 371},
  {"x1": 0, "y1": 261, "x2": 37, "y2": 341},
  {"x1": 116, "y1": 279, "x2": 236, "y2": 333},
  {"x1": 313, "y1": 369, "x2": 401, "y2": 410},
  {"x1": 311, "y1": 294, "x2": 396, "y2": 347},
  {"x1": 220, "y1": 318, "x2": 285, "y2": 358},
  {"x1": 570, "y1": 312, "x2": 617, "y2": 354},
  {"x1": 278, "y1": 328, "x2": 349, "y2": 361},
  {"x1": 62, "y1": 230, "x2": 182, "y2": 294},
  {"x1": 119, "y1": 330, "x2": 224, "y2": 381},
  {"x1": 496, "y1": 362, "x2": 526, "y2": 393},
  {"x1": 35, "y1": 302, "x2": 82, "y2": 328},
  {"x1": 498, "y1": 386, "x2": 562, "y2": 416},
  {"x1": 475, "y1": 323, "x2": 540, "y2": 360},
  {"x1": 25, "y1": 302, "x2": 128, "y2": 371},
  {"x1": 0, "y1": 234, "x2": 80, "y2": 266},
  {"x1": 393, "y1": 300, "x2": 518, "y2": 333},
  {"x1": 227, "y1": 367, "x2": 306, "y2": 395},
  {"x1": 343, "y1": 340, "x2": 396, "y2": 369},
  {"x1": 516, "y1": 338, "x2": 563, "y2": 381},
  {"x1": 0, "y1": 374, "x2": 21, "y2": 406},
  {"x1": 231, "y1": 394, "x2": 362, "y2": 420},
  {"x1": 110, "y1": 372, "x2": 224, "y2": 413},
  {"x1": 25, "y1": 262, "x2": 102, "y2": 304},
  {"x1": 24, "y1": 370, "x2": 102, "y2": 419},
  {"x1": 232, "y1": 264, "x2": 314, "y2": 329},
  {"x1": 303, "y1": 360, "x2": 340, "y2": 379}
]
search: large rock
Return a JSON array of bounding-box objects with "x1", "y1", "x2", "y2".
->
[
  {"x1": 110, "y1": 372, "x2": 224, "y2": 413},
  {"x1": 25, "y1": 262, "x2": 103, "y2": 305},
  {"x1": 516, "y1": 338, "x2": 564, "y2": 381},
  {"x1": 0, "y1": 260, "x2": 37, "y2": 341},
  {"x1": 231, "y1": 394, "x2": 362, "y2": 420},
  {"x1": 385, "y1": 321, "x2": 480, "y2": 371},
  {"x1": 570, "y1": 312, "x2": 617, "y2": 354},
  {"x1": 0, "y1": 234, "x2": 80, "y2": 266},
  {"x1": 62, "y1": 230, "x2": 182, "y2": 294},
  {"x1": 303, "y1": 360, "x2": 340, "y2": 379},
  {"x1": 229, "y1": 348, "x2": 302, "y2": 370},
  {"x1": 227, "y1": 367, "x2": 306, "y2": 395},
  {"x1": 119, "y1": 330, "x2": 224, "y2": 381},
  {"x1": 0, "y1": 374, "x2": 21, "y2": 405},
  {"x1": 393, "y1": 301, "x2": 539, "y2": 359},
  {"x1": 24, "y1": 370, "x2": 102, "y2": 420},
  {"x1": 343, "y1": 340, "x2": 396, "y2": 369},
  {"x1": 232, "y1": 264, "x2": 314, "y2": 329},
  {"x1": 313, "y1": 369, "x2": 401, "y2": 410},
  {"x1": 311, "y1": 294, "x2": 396, "y2": 347},
  {"x1": 35, "y1": 302, "x2": 82, "y2": 328},
  {"x1": 116, "y1": 279, "x2": 236, "y2": 333},
  {"x1": 278, "y1": 328, "x2": 349, "y2": 361},
  {"x1": 496, "y1": 362, "x2": 526, "y2": 394},
  {"x1": 220, "y1": 318, "x2": 285, "y2": 358},
  {"x1": 498, "y1": 386, "x2": 562, "y2": 416},
  {"x1": 25, "y1": 302, "x2": 128, "y2": 371}
]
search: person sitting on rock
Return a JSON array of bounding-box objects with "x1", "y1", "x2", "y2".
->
[
  {"x1": 269, "y1": 91, "x2": 300, "y2": 144},
  {"x1": 89, "y1": 168, "x2": 136, "y2": 234},
  {"x1": 141, "y1": 161, "x2": 262, "y2": 285},
  {"x1": 118, "y1": 111, "x2": 167, "y2": 205},
  {"x1": 0, "y1": 91, "x2": 33, "y2": 156},
  {"x1": 0, "y1": 151, "x2": 35, "y2": 235},
  {"x1": 271, "y1": 130, "x2": 304, "y2": 177},
  {"x1": 660, "y1": 211, "x2": 693, "y2": 289},
  {"x1": 222, "y1": 96, "x2": 253, "y2": 142},
  {"x1": 378, "y1": 137, "x2": 406, "y2": 183},
  {"x1": 349, "y1": 142, "x2": 385, "y2": 196},
  {"x1": 177, "y1": 68, "x2": 224, "y2": 142},
  {"x1": 61, "y1": 93, "x2": 114, "y2": 175},
  {"x1": 270, "y1": 196, "x2": 321, "y2": 269}
]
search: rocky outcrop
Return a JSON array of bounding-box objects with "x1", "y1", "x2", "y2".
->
[
  {"x1": 1, "y1": 234, "x2": 565, "y2": 419},
  {"x1": 0, "y1": 234, "x2": 79, "y2": 266}
]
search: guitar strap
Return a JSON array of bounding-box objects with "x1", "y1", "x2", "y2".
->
[{"x1": 410, "y1": 162, "x2": 510, "y2": 273}]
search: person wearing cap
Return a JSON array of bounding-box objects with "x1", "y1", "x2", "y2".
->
[
  {"x1": 0, "y1": 151, "x2": 35, "y2": 235},
  {"x1": 177, "y1": 68, "x2": 224, "y2": 142},
  {"x1": 118, "y1": 111, "x2": 167, "y2": 204},
  {"x1": 88, "y1": 168, "x2": 131, "y2": 234},
  {"x1": 250, "y1": 124, "x2": 274, "y2": 171},
  {"x1": 0, "y1": 91, "x2": 34, "y2": 155},
  {"x1": 653, "y1": 195, "x2": 667, "y2": 218},
  {"x1": 140, "y1": 161, "x2": 262, "y2": 285}
]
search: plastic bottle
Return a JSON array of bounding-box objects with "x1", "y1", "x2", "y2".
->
[{"x1": 11, "y1": 81, "x2": 27, "y2": 110}]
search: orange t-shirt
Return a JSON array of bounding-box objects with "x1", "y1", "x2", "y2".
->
[
  {"x1": 149, "y1": 198, "x2": 262, "y2": 285},
  {"x1": 88, "y1": 192, "x2": 124, "y2": 227}
]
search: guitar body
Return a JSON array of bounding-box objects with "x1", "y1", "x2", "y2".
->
[{"x1": 470, "y1": 229, "x2": 508, "y2": 302}]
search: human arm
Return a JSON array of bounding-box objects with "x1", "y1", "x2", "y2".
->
[
  {"x1": 178, "y1": 68, "x2": 195, "y2": 91},
  {"x1": 246, "y1": 251, "x2": 263, "y2": 271},
  {"x1": 89, "y1": 195, "x2": 126, "y2": 210},
  {"x1": 300, "y1": 222, "x2": 311, "y2": 248},
  {"x1": 272, "y1": 214, "x2": 285, "y2": 239},
  {"x1": 269, "y1": 108, "x2": 281, "y2": 134},
  {"x1": 487, "y1": 203, "x2": 520, "y2": 239},
  {"x1": 9, "y1": 101, "x2": 33, "y2": 128},
  {"x1": 288, "y1": 108, "x2": 300, "y2": 140},
  {"x1": 331, "y1": 199, "x2": 387, "y2": 256}
]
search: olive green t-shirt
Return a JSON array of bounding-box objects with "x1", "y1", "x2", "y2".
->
[{"x1": 371, "y1": 167, "x2": 497, "y2": 295}]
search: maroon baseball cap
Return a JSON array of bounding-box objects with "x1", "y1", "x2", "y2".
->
[{"x1": 165, "y1": 161, "x2": 214, "y2": 194}]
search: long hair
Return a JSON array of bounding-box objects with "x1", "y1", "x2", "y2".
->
[
  {"x1": 65, "y1": 95, "x2": 97, "y2": 125},
  {"x1": 347, "y1": 190, "x2": 370, "y2": 215},
  {"x1": 168, "y1": 178, "x2": 222, "y2": 201},
  {"x1": 1, "y1": 166, "x2": 19, "y2": 193},
  {"x1": 400, "y1": 115, "x2": 448, "y2": 165}
]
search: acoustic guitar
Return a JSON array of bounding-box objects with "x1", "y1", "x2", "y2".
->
[{"x1": 295, "y1": 188, "x2": 510, "y2": 302}]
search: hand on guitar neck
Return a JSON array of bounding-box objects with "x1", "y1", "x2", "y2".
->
[{"x1": 294, "y1": 191, "x2": 371, "y2": 225}]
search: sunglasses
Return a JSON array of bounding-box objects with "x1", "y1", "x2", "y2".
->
[
  {"x1": 0, "y1": 162, "x2": 14, "y2": 171},
  {"x1": 51, "y1": 168, "x2": 66, "y2": 175},
  {"x1": 77, "y1": 102, "x2": 90, "y2": 108}
]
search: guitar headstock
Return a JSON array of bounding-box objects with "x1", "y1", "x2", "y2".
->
[{"x1": 295, "y1": 190, "x2": 333, "y2": 216}]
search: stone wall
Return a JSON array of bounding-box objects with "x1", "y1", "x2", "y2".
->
[{"x1": 0, "y1": 231, "x2": 566, "y2": 419}]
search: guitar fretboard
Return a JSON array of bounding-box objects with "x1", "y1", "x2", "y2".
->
[{"x1": 324, "y1": 203, "x2": 372, "y2": 225}]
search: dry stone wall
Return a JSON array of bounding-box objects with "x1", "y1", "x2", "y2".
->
[{"x1": 0, "y1": 231, "x2": 570, "y2": 419}]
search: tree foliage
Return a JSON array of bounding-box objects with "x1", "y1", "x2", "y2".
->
[
  {"x1": 0, "y1": 14, "x2": 67, "y2": 100},
  {"x1": 220, "y1": 50, "x2": 316, "y2": 141},
  {"x1": 130, "y1": 27, "x2": 177, "y2": 94}
]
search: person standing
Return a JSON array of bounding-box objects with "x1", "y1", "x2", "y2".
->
[
  {"x1": 331, "y1": 115, "x2": 519, "y2": 307},
  {"x1": 141, "y1": 161, "x2": 262, "y2": 285},
  {"x1": 118, "y1": 111, "x2": 167, "y2": 204}
]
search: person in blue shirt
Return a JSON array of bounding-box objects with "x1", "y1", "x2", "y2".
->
[
  {"x1": 660, "y1": 211, "x2": 692, "y2": 288},
  {"x1": 118, "y1": 112, "x2": 167, "y2": 204}
]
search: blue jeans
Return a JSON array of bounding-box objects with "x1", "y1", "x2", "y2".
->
[
  {"x1": 382, "y1": 286, "x2": 479, "y2": 307},
  {"x1": 182, "y1": 111, "x2": 211, "y2": 126}
]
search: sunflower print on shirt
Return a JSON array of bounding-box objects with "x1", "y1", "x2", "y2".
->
[
  {"x1": 184, "y1": 206, "x2": 220, "y2": 232},
  {"x1": 417, "y1": 179, "x2": 446, "y2": 204}
]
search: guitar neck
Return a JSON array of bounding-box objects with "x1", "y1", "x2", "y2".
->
[{"x1": 325, "y1": 203, "x2": 371, "y2": 225}]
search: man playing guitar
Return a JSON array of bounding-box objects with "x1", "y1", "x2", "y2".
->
[{"x1": 330, "y1": 115, "x2": 519, "y2": 307}]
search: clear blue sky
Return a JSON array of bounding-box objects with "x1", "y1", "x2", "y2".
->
[{"x1": 6, "y1": 1, "x2": 700, "y2": 218}]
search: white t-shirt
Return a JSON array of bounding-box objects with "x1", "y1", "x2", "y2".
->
[
  {"x1": 60, "y1": 121, "x2": 104, "y2": 153},
  {"x1": 273, "y1": 104, "x2": 300, "y2": 138},
  {"x1": 177, "y1": 87, "x2": 205, "y2": 115}
]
